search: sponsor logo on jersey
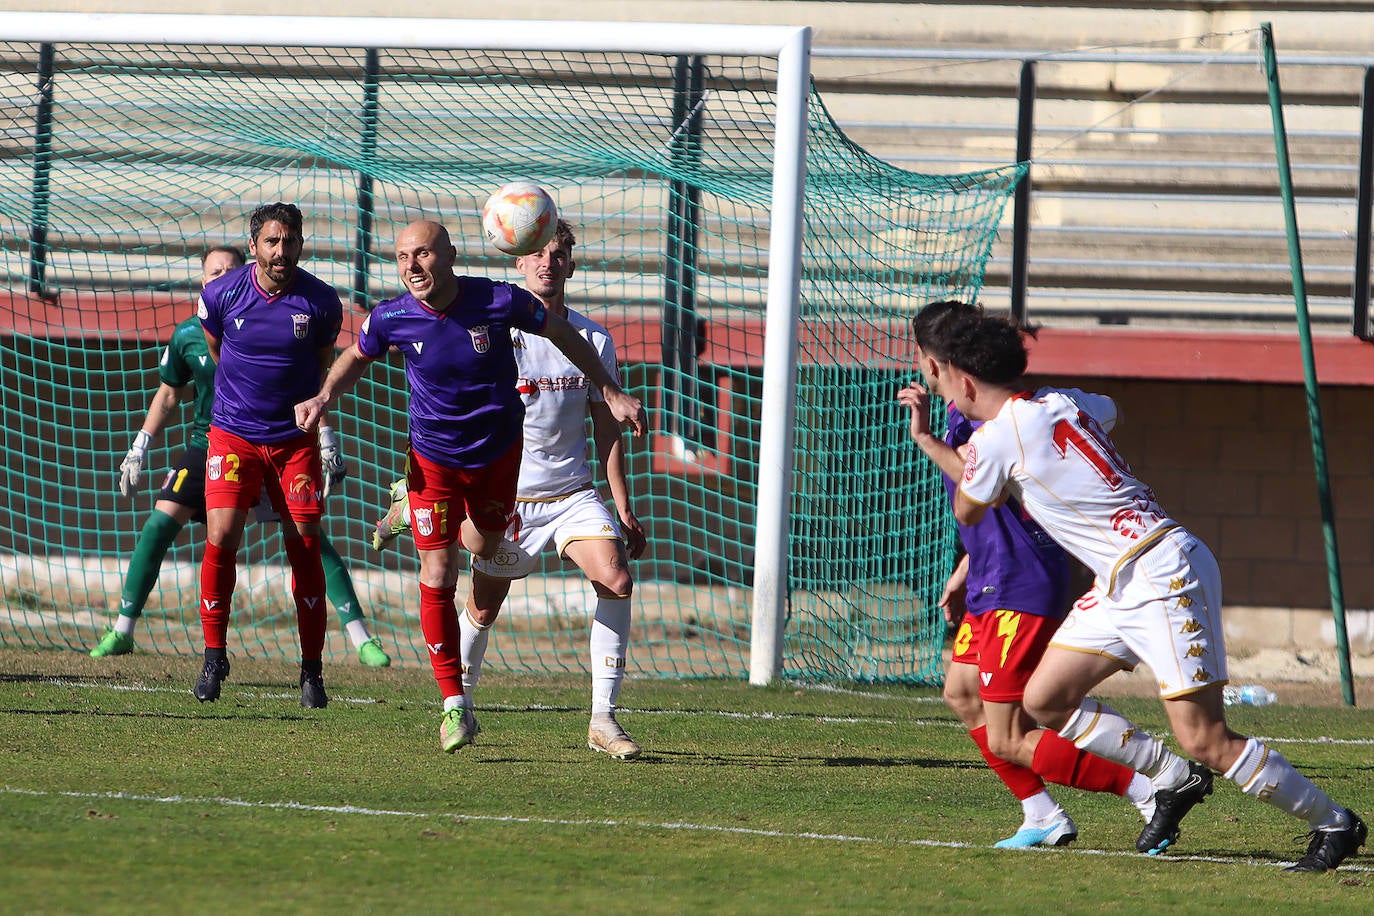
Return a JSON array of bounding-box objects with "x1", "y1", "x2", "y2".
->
[
  {"x1": 288, "y1": 473, "x2": 315, "y2": 501},
  {"x1": 384, "y1": 308, "x2": 407, "y2": 318},
  {"x1": 517, "y1": 377, "x2": 537, "y2": 396},
  {"x1": 292, "y1": 313, "x2": 310, "y2": 339},
  {"x1": 469, "y1": 324, "x2": 491, "y2": 353},
  {"x1": 414, "y1": 507, "x2": 434, "y2": 537},
  {"x1": 208, "y1": 455, "x2": 223, "y2": 480}
]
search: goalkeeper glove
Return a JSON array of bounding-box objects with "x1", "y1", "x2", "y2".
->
[
  {"x1": 319, "y1": 424, "x2": 347, "y2": 499},
  {"x1": 118, "y1": 430, "x2": 153, "y2": 498}
]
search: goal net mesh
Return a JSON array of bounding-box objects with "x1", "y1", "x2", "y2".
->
[{"x1": 0, "y1": 38, "x2": 1020, "y2": 684}]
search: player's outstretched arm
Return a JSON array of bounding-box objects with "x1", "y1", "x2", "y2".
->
[
  {"x1": 541, "y1": 312, "x2": 646, "y2": 435},
  {"x1": 591, "y1": 402, "x2": 646, "y2": 559},
  {"x1": 295, "y1": 344, "x2": 374, "y2": 432}
]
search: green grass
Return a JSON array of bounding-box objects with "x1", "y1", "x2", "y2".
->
[{"x1": 2, "y1": 648, "x2": 1372, "y2": 914}]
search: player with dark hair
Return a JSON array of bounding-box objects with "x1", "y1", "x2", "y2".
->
[
  {"x1": 193, "y1": 202, "x2": 345, "y2": 708},
  {"x1": 294, "y1": 219, "x2": 646, "y2": 753},
  {"x1": 928, "y1": 309, "x2": 1365, "y2": 871},
  {"x1": 92, "y1": 245, "x2": 390, "y2": 669},
  {"x1": 372, "y1": 219, "x2": 648, "y2": 758},
  {"x1": 900, "y1": 300, "x2": 1154, "y2": 848}
]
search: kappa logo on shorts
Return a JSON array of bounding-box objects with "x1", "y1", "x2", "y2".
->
[
  {"x1": 414, "y1": 507, "x2": 434, "y2": 537},
  {"x1": 291, "y1": 313, "x2": 310, "y2": 339},
  {"x1": 469, "y1": 323, "x2": 491, "y2": 353},
  {"x1": 208, "y1": 455, "x2": 223, "y2": 480}
]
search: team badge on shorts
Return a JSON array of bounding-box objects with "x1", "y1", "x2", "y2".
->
[
  {"x1": 291, "y1": 313, "x2": 310, "y2": 339},
  {"x1": 469, "y1": 324, "x2": 491, "y2": 353},
  {"x1": 414, "y1": 507, "x2": 434, "y2": 537},
  {"x1": 208, "y1": 455, "x2": 223, "y2": 480}
]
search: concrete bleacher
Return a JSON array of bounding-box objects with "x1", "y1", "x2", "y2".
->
[{"x1": 24, "y1": 0, "x2": 1374, "y2": 332}]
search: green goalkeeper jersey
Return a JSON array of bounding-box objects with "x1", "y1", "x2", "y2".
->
[{"x1": 158, "y1": 315, "x2": 217, "y2": 450}]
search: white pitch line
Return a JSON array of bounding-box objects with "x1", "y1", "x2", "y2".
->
[
  {"x1": 4, "y1": 786, "x2": 1367, "y2": 873},
  {"x1": 37, "y1": 677, "x2": 1374, "y2": 745}
]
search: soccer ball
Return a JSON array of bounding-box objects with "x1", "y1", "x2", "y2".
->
[{"x1": 480, "y1": 182, "x2": 559, "y2": 256}]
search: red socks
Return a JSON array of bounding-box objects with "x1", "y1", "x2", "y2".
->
[
  {"x1": 419, "y1": 582, "x2": 464, "y2": 698},
  {"x1": 198, "y1": 540, "x2": 236, "y2": 650},
  {"x1": 1032, "y1": 729, "x2": 1134, "y2": 795},
  {"x1": 970, "y1": 725, "x2": 1045, "y2": 800},
  {"x1": 283, "y1": 533, "x2": 326, "y2": 662}
]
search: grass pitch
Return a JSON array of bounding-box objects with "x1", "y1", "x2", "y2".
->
[{"x1": 2, "y1": 647, "x2": 1372, "y2": 914}]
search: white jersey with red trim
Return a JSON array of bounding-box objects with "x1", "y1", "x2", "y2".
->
[
  {"x1": 960, "y1": 387, "x2": 1178, "y2": 591},
  {"x1": 510, "y1": 308, "x2": 618, "y2": 500}
]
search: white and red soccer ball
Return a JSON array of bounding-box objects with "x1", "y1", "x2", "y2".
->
[{"x1": 481, "y1": 181, "x2": 558, "y2": 256}]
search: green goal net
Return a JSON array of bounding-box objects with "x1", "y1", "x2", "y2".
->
[{"x1": 0, "y1": 18, "x2": 1021, "y2": 684}]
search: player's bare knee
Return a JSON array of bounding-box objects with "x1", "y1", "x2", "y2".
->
[{"x1": 592, "y1": 572, "x2": 633, "y2": 599}]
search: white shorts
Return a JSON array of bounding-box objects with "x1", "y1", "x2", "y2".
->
[
  {"x1": 1050, "y1": 527, "x2": 1228, "y2": 698},
  {"x1": 471, "y1": 487, "x2": 622, "y2": 579}
]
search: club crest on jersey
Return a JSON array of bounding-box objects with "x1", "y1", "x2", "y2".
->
[
  {"x1": 292, "y1": 313, "x2": 310, "y2": 339},
  {"x1": 208, "y1": 455, "x2": 223, "y2": 480},
  {"x1": 469, "y1": 324, "x2": 491, "y2": 353},
  {"x1": 414, "y1": 507, "x2": 434, "y2": 537}
]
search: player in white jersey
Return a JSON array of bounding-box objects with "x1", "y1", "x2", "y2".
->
[
  {"x1": 373, "y1": 220, "x2": 647, "y2": 758},
  {"x1": 928, "y1": 308, "x2": 1364, "y2": 872}
]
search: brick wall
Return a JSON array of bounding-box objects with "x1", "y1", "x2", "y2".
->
[{"x1": 1038, "y1": 375, "x2": 1374, "y2": 612}]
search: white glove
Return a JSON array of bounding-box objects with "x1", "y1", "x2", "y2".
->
[
  {"x1": 118, "y1": 430, "x2": 152, "y2": 498},
  {"x1": 318, "y1": 424, "x2": 347, "y2": 499}
]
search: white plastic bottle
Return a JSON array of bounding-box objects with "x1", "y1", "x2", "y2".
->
[{"x1": 1223, "y1": 684, "x2": 1278, "y2": 706}]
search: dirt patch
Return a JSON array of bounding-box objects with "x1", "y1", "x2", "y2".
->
[{"x1": 1100, "y1": 647, "x2": 1374, "y2": 707}]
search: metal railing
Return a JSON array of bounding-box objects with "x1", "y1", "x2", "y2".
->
[{"x1": 814, "y1": 44, "x2": 1374, "y2": 336}]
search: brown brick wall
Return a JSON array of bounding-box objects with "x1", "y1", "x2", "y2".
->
[{"x1": 1033, "y1": 376, "x2": 1374, "y2": 611}]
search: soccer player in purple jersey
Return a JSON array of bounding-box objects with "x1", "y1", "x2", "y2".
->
[
  {"x1": 194, "y1": 202, "x2": 343, "y2": 709},
  {"x1": 294, "y1": 219, "x2": 646, "y2": 753},
  {"x1": 900, "y1": 300, "x2": 1154, "y2": 849}
]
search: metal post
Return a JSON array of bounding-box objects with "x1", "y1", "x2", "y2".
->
[
  {"x1": 1353, "y1": 66, "x2": 1374, "y2": 340},
  {"x1": 1262, "y1": 22, "x2": 1356, "y2": 706},
  {"x1": 27, "y1": 42, "x2": 54, "y2": 296},
  {"x1": 662, "y1": 55, "x2": 704, "y2": 450},
  {"x1": 352, "y1": 48, "x2": 380, "y2": 309},
  {"x1": 1009, "y1": 60, "x2": 1036, "y2": 325}
]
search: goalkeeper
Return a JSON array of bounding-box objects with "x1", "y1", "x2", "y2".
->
[{"x1": 91, "y1": 245, "x2": 391, "y2": 669}]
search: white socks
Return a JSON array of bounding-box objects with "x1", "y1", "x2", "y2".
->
[
  {"x1": 344, "y1": 618, "x2": 371, "y2": 650},
  {"x1": 590, "y1": 596, "x2": 631, "y2": 716},
  {"x1": 1057, "y1": 699, "x2": 1191, "y2": 790},
  {"x1": 1224, "y1": 737, "x2": 1346, "y2": 830},
  {"x1": 1021, "y1": 791, "x2": 1061, "y2": 824},
  {"x1": 459, "y1": 607, "x2": 491, "y2": 711}
]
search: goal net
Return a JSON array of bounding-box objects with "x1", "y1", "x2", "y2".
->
[{"x1": 0, "y1": 14, "x2": 1021, "y2": 684}]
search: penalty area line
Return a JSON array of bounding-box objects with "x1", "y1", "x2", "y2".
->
[{"x1": 3, "y1": 786, "x2": 1367, "y2": 873}]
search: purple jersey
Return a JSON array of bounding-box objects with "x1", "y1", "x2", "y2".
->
[
  {"x1": 942, "y1": 404, "x2": 1070, "y2": 618},
  {"x1": 357, "y1": 277, "x2": 548, "y2": 468},
  {"x1": 198, "y1": 263, "x2": 342, "y2": 443}
]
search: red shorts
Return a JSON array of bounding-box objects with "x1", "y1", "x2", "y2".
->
[
  {"x1": 950, "y1": 609, "x2": 1060, "y2": 704},
  {"x1": 405, "y1": 439, "x2": 521, "y2": 551},
  {"x1": 205, "y1": 426, "x2": 323, "y2": 523}
]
